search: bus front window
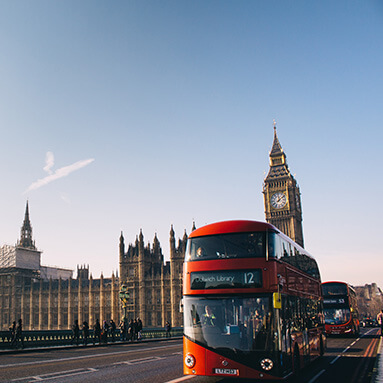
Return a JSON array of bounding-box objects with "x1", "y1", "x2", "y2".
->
[
  {"x1": 184, "y1": 296, "x2": 274, "y2": 353},
  {"x1": 324, "y1": 308, "x2": 351, "y2": 325}
]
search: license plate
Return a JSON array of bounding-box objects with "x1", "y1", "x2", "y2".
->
[{"x1": 214, "y1": 368, "x2": 238, "y2": 376}]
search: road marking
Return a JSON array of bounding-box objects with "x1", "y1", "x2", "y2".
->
[
  {"x1": 308, "y1": 369, "x2": 325, "y2": 383},
  {"x1": 164, "y1": 376, "x2": 196, "y2": 383},
  {"x1": 0, "y1": 344, "x2": 180, "y2": 369},
  {"x1": 364, "y1": 337, "x2": 378, "y2": 358},
  {"x1": 330, "y1": 355, "x2": 341, "y2": 365},
  {"x1": 329, "y1": 329, "x2": 377, "y2": 365},
  {"x1": 114, "y1": 356, "x2": 164, "y2": 365},
  {"x1": 11, "y1": 368, "x2": 98, "y2": 382}
]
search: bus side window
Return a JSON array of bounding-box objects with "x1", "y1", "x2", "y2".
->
[
  {"x1": 275, "y1": 236, "x2": 282, "y2": 259},
  {"x1": 282, "y1": 241, "x2": 289, "y2": 258}
]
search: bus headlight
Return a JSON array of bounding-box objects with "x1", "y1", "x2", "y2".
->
[
  {"x1": 260, "y1": 358, "x2": 274, "y2": 371},
  {"x1": 185, "y1": 354, "x2": 196, "y2": 368}
]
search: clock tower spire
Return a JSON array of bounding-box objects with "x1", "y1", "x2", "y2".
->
[
  {"x1": 17, "y1": 201, "x2": 37, "y2": 250},
  {"x1": 263, "y1": 123, "x2": 304, "y2": 247}
]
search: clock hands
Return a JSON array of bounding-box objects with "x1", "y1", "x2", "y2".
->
[{"x1": 271, "y1": 193, "x2": 286, "y2": 208}]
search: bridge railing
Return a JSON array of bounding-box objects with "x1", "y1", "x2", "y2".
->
[{"x1": 0, "y1": 327, "x2": 183, "y2": 350}]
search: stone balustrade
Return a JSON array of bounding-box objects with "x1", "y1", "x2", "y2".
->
[{"x1": 0, "y1": 327, "x2": 183, "y2": 350}]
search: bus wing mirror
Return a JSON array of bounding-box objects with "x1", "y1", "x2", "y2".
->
[{"x1": 273, "y1": 292, "x2": 282, "y2": 309}]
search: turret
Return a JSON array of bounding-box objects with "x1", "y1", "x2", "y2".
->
[
  {"x1": 119, "y1": 231, "x2": 125, "y2": 258},
  {"x1": 170, "y1": 225, "x2": 175, "y2": 259},
  {"x1": 17, "y1": 201, "x2": 36, "y2": 250}
]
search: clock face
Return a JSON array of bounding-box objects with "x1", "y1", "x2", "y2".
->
[{"x1": 271, "y1": 192, "x2": 287, "y2": 209}]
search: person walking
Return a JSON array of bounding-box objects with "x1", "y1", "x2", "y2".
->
[
  {"x1": 165, "y1": 321, "x2": 172, "y2": 338},
  {"x1": 93, "y1": 319, "x2": 101, "y2": 345},
  {"x1": 110, "y1": 319, "x2": 116, "y2": 342},
  {"x1": 137, "y1": 318, "x2": 143, "y2": 341},
  {"x1": 9, "y1": 321, "x2": 16, "y2": 347},
  {"x1": 128, "y1": 319, "x2": 135, "y2": 341},
  {"x1": 71, "y1": 320, "x2": 80, "y2": 345},
  {"x1": 132, "y1": 319, "x2": 138, "y2": 340},
  {"x1": 119, "y1": 319, "x2": 127, "y2": 341},
  {"x1": 82, "y1": 321, "x2": 89, "y2": 346},
  {"x1": 11, "y1": 319, "x2": 24, "y2": 349},
  {"x1": 102, "y1": 320, "x2": 109, "y2": 344},
  {"x1": 377, "y1": 310, "x2": 383, "y2": 336}
]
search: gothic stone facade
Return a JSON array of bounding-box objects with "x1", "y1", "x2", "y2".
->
[
  {"x1": 0, "y1": 203, "x2": 119, "y2": 330},
  {"x1": 0, "y1": 266, "x2": 119, "y2": 330},
  {"x1": 118, "y1": 225, "x2": 186, "y2": 328}
]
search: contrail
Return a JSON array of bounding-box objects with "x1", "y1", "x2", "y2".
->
[
  {"x1": 43, "y1": 151, "x2": 55, "y2": 174},
  {"x1": 24, "y1": 158, "x2": 95, "y2": 194}
]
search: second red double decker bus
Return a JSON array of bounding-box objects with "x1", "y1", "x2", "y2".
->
[
  {"x1": 322, "y1": 281, "x2": 360, "y2": 336},
  {"x1": 183, "y1": 220, "x2": 326, "y2": 380}
]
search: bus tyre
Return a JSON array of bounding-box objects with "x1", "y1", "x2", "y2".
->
[{"x1": 292, "y1": 346, "x2": 300, "y2": 377}]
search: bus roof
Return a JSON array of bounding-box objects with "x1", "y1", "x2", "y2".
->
[
  {"x1": 189, "y1": 220, "x2": 278, "y2": 238},
  {"x1": 322, "y1": 281, "x2": 348, "y2": 286},
  {"x1": 189, "y1": 220, "x2": 313, "y2": 258}
]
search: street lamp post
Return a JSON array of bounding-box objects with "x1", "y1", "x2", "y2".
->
[{"x1": 119, "y1": 285, "x2": 129, "y2": 323}]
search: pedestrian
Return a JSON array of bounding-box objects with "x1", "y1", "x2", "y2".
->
[
  {"x1": 132, "y1": 319, "x2": 138, "y2": 340},
  {"x1": 102, "y1": 320, "x2": 109, "y2": 343},
  {"x1": 9, "y1": 321, "x2": 16, "y2": 347},
  {"x1": 71, "y1": 320, "x2": 80, "y2": 345},
  {"x1": 165, "y1": 321, "x2": 172, "y2": 338},
  {"x1": 377, "y1": 310, "x2": 383, "y2": 337},
  {"x1": 11, "y1": 319, "x2": 24, "y2": 349},
  {"x1": 110, "y1": 319, "x2": 116, "y2": 342},
  {"x1": 93, "y1": 319, "x2": 101, "y2": 344},
  {"x1": 82, "y1": 321, "x2": 89, "y2": 346},
  {"x1": 119, "y1": 319, "x2": 127, "y2": 341},
  {"x1": 128, "y1": 319, "x2": 135, "y2": 341},
  {"x1": 137, "y1": 318, "x2": 143, "y2": 341}
]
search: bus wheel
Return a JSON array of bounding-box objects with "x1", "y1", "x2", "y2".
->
[{"x1": 292, "y1": 346, "x2": 300, "y2": 377}]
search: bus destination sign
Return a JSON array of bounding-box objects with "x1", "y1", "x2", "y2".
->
[
  {"x1": 323, "y1": 297, "x2": 347, "y2": 305},
  {"x1": 190, "y1": 269, "x2": 262, "y2": 290}
]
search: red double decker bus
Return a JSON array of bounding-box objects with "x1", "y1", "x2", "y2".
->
[
  {"x1": 183, "y1": 220, "x2": 326, "y2": 380},
  {"x1": 322, "y1": 281, "x2": 360, "y2": 336}
]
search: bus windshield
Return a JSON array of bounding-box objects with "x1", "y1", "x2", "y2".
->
[
  {"x1": 324, "y1": 308, "x2": 351, "y2": 325},
  {"x1": 183, "y1": 295, "x2": 274, "y2": 353},
  {"x1": 186, "y1": 232, "x2": 265, "y2": 261}
]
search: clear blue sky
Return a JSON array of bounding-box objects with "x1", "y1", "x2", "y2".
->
[{"x1": 0, "y1": 1, "x2": 382, "y2": 288}]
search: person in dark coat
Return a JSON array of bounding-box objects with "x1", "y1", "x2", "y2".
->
[
  {"x1": 102, "y1": 320, "x2": 109, "y2": 343},
  {"x1": 128, "y1": 319, "x2": 135, "y2": 341},
  {"x1": 9, "y1": 321, "x2": 16, "y2": 347},
  {"x1": 110, "y1": 319, "x2": 116, "y2": 342},
  {"x1": 71, "y1": 320, "x2": 80, "y2": 345},
  {"x1": 119, "y1": 319, "x2": 127, "y2": 341},
  {"x1": 82, "y1": 321, "x2": 89, "y2": 345},
  {"x1": 165, "y1": 321, "x2": 172, "y2": 338},
  {"x1": 11, "y1": 319, "x2": 24, "y2": 349},
  {"x1": 137, "y1": 318, "x2": 143, "y2": 340},
  {"x1": 93, "y1": 319, "x2": 101, "y2": 345}
]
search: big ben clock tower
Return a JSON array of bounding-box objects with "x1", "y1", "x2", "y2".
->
[{"x1": 263, "y1": 123, "x2": 304, "y2": 247}]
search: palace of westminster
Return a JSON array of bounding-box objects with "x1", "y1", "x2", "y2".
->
[{"x1": 0, "y1": 127, "x2": 379, "y2": 330}]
